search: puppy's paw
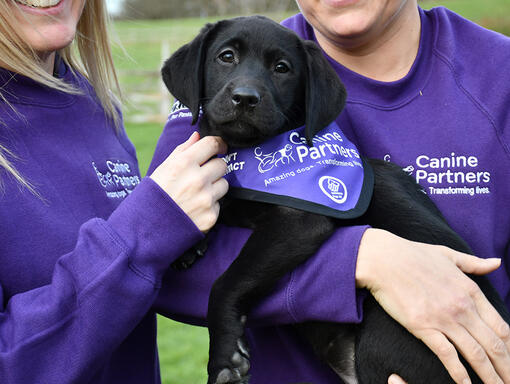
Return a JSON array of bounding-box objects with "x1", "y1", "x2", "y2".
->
[
  {"x1": 172, "y1": 237, "x2": 209, "y2": 270},
  {"x1": 208, "y1": 336, "x2": 251, "y2": 384},
  {"x1": 170, "y1": 248, "x2": 200, "y2": 270},
  {"x1": 170, "y1": 256, "x2": 195, "y2": 270},
  {"x1": 211, "y1": 366, "x2": 250, "y2": 384}
]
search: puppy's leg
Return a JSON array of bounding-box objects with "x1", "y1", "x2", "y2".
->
[
  {"x1": 296, "y1": 322, "x2": 359, "y2": 384},
  {"x1": 207, "y1": 206, "x2": 336, "y2": 384}
]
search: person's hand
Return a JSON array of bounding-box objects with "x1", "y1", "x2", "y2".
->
[
  {"x1": 150, "y1": 132, "x2": 228, "y2": 232},
  {"x1": 388, "y1": 374, "x2": 407, "y2": 384},
  {"x1": 356, "y1": 228, "x2": 510, "y2": 384}
]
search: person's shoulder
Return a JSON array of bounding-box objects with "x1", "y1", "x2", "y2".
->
[
  {"x1": 280, "y1": 13, "x2": 305, "y2": 29},
  {"x1": 280, "y1": 13, "x2": 310, "y2": 40},
  {"x1": 427, "y1": 6, "x2": 510, "y2": 68},
  {"x1": 427, "y1": 7, "x2": 510, "y2": 102},
  {"x1": 428, "y1": 7, "x2": 510, "y2": 155}
]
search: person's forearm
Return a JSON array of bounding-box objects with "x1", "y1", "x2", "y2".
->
[
  {"x1": 0, "y1": 179, "x2": 202, "y2": 383},
  {"x1": 156, "y1": 224, "x2": 369, "y2": 326}
]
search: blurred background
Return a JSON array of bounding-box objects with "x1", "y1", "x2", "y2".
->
[{"x1": 106, "y1": 1, "x2": 510, "y2": 383}]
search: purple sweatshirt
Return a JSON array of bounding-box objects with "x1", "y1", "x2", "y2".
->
[
  {"x1": 151, "y1": 6, "x2": 510, "y2": 384},
  {"x1": 0, "y1": 61, "x2": 204, "y2": 383}
]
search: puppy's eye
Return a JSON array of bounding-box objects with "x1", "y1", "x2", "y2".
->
[
  {"x1": 275, "y1": 62, "x2": 290, "y2": 73},
  {"x1": 218, "y1": 50, "x2": 236, "y2": 64}
]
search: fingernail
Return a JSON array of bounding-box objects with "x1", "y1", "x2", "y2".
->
[{"x1": 463, "y1": 379, "x2": 471, "y2": 384}]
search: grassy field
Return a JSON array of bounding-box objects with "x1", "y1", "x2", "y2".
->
[{"x1": 116, "y1": 2, "x2": 510, "y2": 383}]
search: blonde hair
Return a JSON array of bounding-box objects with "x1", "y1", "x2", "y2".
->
[{"x1": 0, "y1": 0, "x2": 121, "y2": 192}]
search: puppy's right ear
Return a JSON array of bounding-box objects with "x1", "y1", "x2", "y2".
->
[{"x1": 161, "y1": 22, "x2": 218, "y2": 125}]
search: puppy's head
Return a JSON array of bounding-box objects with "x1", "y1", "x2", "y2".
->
[{"x1": 162, "y1": 16, "x2": 346, "y2": 147}]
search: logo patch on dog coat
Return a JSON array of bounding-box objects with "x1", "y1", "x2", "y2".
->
[{"x1": 222, "y1": 122, "x2": 374, "y2": 219}]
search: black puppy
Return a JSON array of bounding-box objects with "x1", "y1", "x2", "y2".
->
[{"x1": 162, "y1": 16, "x2": 510, "y2": 384}]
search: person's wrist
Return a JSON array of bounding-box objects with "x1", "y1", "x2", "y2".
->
[{"x1": 355, "y1": 228, "x2": 388, "y2": 289}]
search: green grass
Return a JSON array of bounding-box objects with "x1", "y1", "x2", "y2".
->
[
  {"x1": 117, "y1": 3, "x2": 510, "y2": 383},
  {"x1": 156, "y1": 316, "x2": 209, "y2": 384},
  {"x1": 421, "y1": 0, "x2": 510, "y2": 20},
  {"x1": 420, "y1": 0, "x2": 510, "y2": 34},
  {"x1": 124, "y1": 122, "x2": 162, "y2": 176}
]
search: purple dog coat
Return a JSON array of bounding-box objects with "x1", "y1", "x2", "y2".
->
[{"x1": 223, "y1": 122, "x2": 374, "y2": 219}]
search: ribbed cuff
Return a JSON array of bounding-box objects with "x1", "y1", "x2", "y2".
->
[
  {"x1": 107, "y1": 177, "x2": 204, "y2": 286},
  {"x1": 286, "y1": 225, "x2": 370, "y2": 324}
]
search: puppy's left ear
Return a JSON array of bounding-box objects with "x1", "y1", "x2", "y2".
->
[
  {"x1": 302, "y1": 40, "x2": 347, "y2": 145},
  {"x1": 161, "y1": 22, "x2": 219, "y2": 124}
]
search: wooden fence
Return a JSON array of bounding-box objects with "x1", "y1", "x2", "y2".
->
[{"x1": 119, "y1": 40, "x2": 173, "y2": 124}]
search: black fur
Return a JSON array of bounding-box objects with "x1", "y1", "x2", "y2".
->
[{"x1": 162, "y1": 16, "x2": 510, "y2": 384}]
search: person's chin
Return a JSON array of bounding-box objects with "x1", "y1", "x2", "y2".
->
[
  {"x1": 29, "y1": 27, "x2": 77, "y2": 53},
  {"x1": 326, "y1": 23, "x2": 370, "y2": 42}
]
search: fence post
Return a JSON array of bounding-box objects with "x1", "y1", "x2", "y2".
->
[{"x1": 160, "y1": 40, "x2": 171, "y2": 118}]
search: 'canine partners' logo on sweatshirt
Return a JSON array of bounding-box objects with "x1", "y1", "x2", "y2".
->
[
  {"x1": 92, "y1": 159, "x2": 141, "y2": 199},
  {"x1": 222, "y1": 122, "x2": 373, "y2": 219},
  {"x1": 384, "y1": 152, "x2": 492, "y2": 197}
]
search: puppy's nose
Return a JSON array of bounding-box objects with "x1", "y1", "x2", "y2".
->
[{"x1": 231, "y1": 87, "x2": 261, "y2": 108}]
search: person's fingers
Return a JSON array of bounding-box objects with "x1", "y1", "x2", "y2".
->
[
  {"x1": 198, "y1": 201, "x2": 221, "y2": 233},
  {"x1": 447, "y1": 252, "x2": 510, "y2": 381},
  {"x1": 470, "y1": 280, "x2": 510, "y2": 348},
  {"x1": 185, "y1": 136, "x2": 228, "y2": 165},
  {"x1": 455, "y1": 275, "x2": 510, "y2": 347},
  {"x1": 211, "y1": 178, "x2": 229, "y2": 201},
  {"x1": 388, "y1": 374, "x2": 407, "y2": 384},
  {"x1": 465, "y1": 287, "x2": 510, "y2": 381},
  {"x1": 149, "y1": 134, "x2": 229, "y2": 232},
  {"x1": 200, "y1": 157, "x2": 228, "y2": 183},
  {"x1": 495, "y1": 318, "x2": 510, "y2": 355},
  {"x1": 446, "y1": 249, "x2": 501, "y2": 275},
  {"x1": 446, "y1": 323, "x2": 504, "y2": 384},
  {"x1": 415, "y1": 329, "x2": 470, "y2": 384},
  {"x1": 213, "y1": 200, "x2": 220, "y2": 219}
]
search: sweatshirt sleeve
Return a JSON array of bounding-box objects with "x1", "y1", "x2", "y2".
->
[
  {"x1": 151, "y1": 110, "x2": 367, "y2": 327},
  {"x1": 0, "y1": 178, "x2": 203, "y2": 383},
  {"x1": 506, "y1": 244, "x2": 510, "y2": 311}
]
